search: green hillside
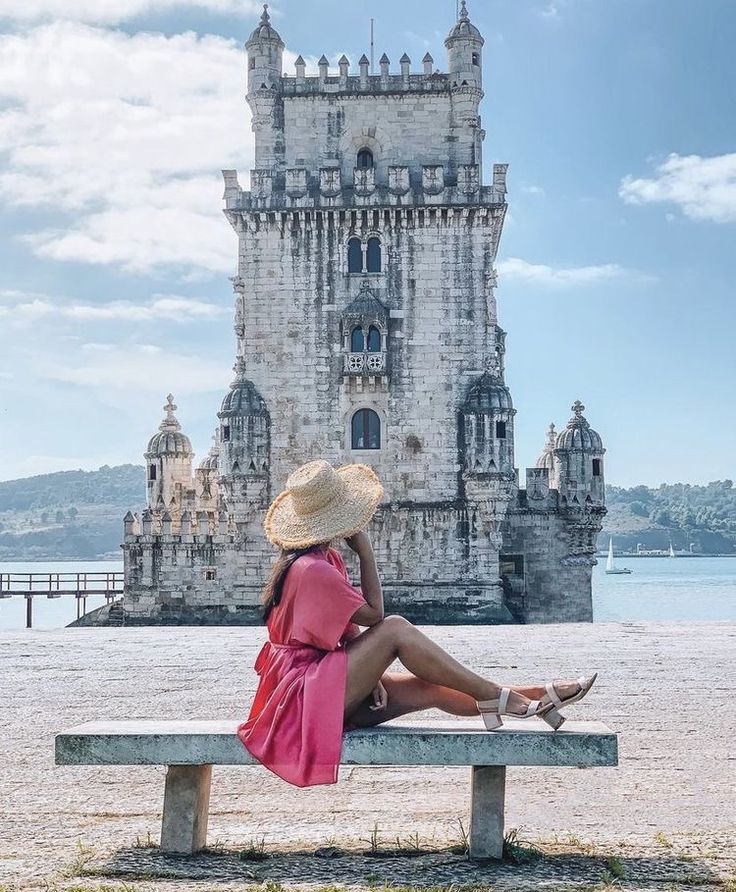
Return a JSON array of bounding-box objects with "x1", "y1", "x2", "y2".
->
[
  {"x1": 600, "y1": 480, "x2": 736, "y2": 554},
  {"x1": 1, "y1": 465, "x2": 734, "y2": 560},
  {"x1": 0, "y1": 465, "x2": 145, "y2": 560}
]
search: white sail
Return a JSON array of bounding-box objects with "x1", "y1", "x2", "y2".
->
[
  {"x1": 606, "y1": 537, "x2": 615, "y2": 571},
  {"x1": 669, "y1": 542, "x2": 676, "y2": 558}
]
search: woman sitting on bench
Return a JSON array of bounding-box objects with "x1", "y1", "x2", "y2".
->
[{"x1": 238, "y1": 459, "x2": 596, "y2": 787}]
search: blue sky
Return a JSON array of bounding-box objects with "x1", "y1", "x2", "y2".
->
[{"x1": 0, "y1": 0, "x2": 734, "y2": 487}]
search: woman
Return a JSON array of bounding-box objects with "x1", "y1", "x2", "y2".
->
[{"x1": 238, "y1": 459, "x2": 596, "y2": 787}]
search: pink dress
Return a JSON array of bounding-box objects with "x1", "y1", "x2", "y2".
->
[{"x1": 237, "y1": 547, "x2": 368, "y2": 787}]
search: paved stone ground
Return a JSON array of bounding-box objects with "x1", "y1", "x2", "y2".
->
[{"x1": 1, "y1": 622, "x2": 735, "y2": 892}]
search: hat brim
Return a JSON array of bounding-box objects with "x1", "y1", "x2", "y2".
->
[{"x1": 264, "y1": 463, "x2": 384, "y2": 550}]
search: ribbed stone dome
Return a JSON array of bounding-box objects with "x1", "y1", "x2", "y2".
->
[
  {"x1": 198, "y1": 435, "x2": 220, "y2": 471},
  {"x1": 555, "y1": 401, "x2": 604, "y2": 452},
  {"x1": 145, "y1": 395, "x2": 193, "y2": 457},
  {"x1": 536, "y1": 423, "x2": 557, "y2": 470},
  {"x1": 246, "y1": 4, "x2": 284, "y2": 47},
  {"x1": 219, "y1": 359, "x2": 268, "y2": 418},
  {"x1": 446, "y1": 1, "x2": 484, "y2": 43},
  {"x1": 464, "y1": 372, "x2": 513, "y2": 412}
]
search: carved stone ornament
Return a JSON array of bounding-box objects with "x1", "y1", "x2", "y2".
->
[
  {"x1": 319, "y1": 167, "x2": 342, "y2": 197},
  {"x1": 388, "y1": 166, "x2": 410, "y2": 195},
  {"x1": 250, "y1": 169, "x2": 272, "y2": 198},
  {"x1": 354, "y1": 167, "x2": 376, "y2": 196},
  {"x1": 285, "y1": 168, "x2": 308, "y2": 198},
  {"x1": 458, "y1": 164, "x2": 480, "y2": 194},
  {"x1": 422, "y1": 165, "x2": 445, "y2": 195}
]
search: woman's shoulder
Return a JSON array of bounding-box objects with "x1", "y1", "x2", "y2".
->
[{"x1": 291, "y1": 548, "x2": 345, "y2": 583}]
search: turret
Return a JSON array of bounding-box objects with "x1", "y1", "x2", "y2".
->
[
  {"x1": 460, "y1": 372, "x2": 516, "y2": 478},
  {"x1": 217, "y1": 358, "x2": 271, "y2": 522},
  {"x1": 245, "y1": 4, "x2": 284, "y2": 168},
  {"x1": 245, "y1": 4, "x2": 283, "y2": 93},
  {"x1": 195, "y1": 433, "x2": 221, "y2": 514},
  {"x1": 445, "y1": 0, "x2": 484, "y2": 90},
  {"x1": 553, "y1": 401, "x2": 605, "y2": 507},
  {"x1": 144, "y1": 395, "x2": 194, "y2": 516}
]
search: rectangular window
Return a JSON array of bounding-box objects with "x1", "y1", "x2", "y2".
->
[
  {"x1": 223, "y1": 425, "x2": 231, "y2": 442},
  {"x1": 472, "y1": 53, "x2": 480, "y2": 66},
  {"x1": 495, "y1": 420, "x2": 507, "y2": 439},
  {"x1": 592, "y1": 458, "x2": 602, "y2": 477},
  {"x1": 205, "y1": 568, "x2": 216, "y2": 581},
  {"x1": 148, "y1": 465, "x2": 157, "y2": 481}
]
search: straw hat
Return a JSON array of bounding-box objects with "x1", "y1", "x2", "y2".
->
[{"x1": 264, "y1": 459, "x2": 384, "y2": 550}]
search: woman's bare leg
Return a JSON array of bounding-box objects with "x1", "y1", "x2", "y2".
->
[
  {"x1": 347, "y1": 672, "x2": 479, "y2": 727},
  {"x1": 344, "y1": 615, "x2": 539, "y2": 718}
]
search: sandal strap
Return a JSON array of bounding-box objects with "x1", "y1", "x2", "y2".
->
[
  {"x1": 525, "y1": 698, "x2": 541, "y2": 717},
  {"x1": 545, "y1": 681, "x2": 564, "y2": 708},
  {"x1": 499, "y1": 687, "x2": 510, "y2": 714}
]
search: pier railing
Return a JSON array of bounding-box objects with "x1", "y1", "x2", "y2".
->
[{"x1": 0, "y1": 572, "x2": 124, "y2": 627}]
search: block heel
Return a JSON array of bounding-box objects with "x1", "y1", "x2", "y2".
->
[{"x1": 476, "y1": 687, "x2": 548, "y2": 732}]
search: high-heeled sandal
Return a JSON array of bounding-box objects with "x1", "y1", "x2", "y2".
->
[
  {"x1": 476, "y1": 687, "x2": 553, "y2": 731},
  {"x1": 540, "y1": 673, "x2": 598, "y2": 730}
]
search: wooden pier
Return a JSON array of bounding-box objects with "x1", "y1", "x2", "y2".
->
[{"x1": 0, "y1": 573, "x2": 124, "y2": 628}]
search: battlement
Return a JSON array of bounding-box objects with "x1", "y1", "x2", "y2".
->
[
  {"x1": 277, "y1": 63, "x2": 457, "y2": 99},
  {"x1": 222, "y1": 163, "x2": 508, "y2": 213}
]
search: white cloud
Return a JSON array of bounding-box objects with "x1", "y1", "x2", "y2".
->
[
  {"x1": 620, "y1": 153, "x2": 736, "y2": 223},
  {"x1": 520, "y1": 183, "x2": 545, "y2": 196},
  {"x1": 497, "y1": 257, "x2": 631, "y2": 287},
  {"x1": 40, "y1": 342, "x2": 231, "y2": 394},
  {"x1": 0, "y1": 22, "x2": 255, "y2": 273},
  {"x1": 0, "y1": 0, "x2": 261, "y2": 25},
  {"x1": 0, "y1": 291, "x2": 228, "y2": 323}
]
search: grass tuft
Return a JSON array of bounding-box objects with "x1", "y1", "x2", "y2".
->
[
  {"x1": 238, "y1": 836, "x2": 269, "y2": 861},
  {"x1": 502, "y1": 828, "x2": 544, "y2": 864}
]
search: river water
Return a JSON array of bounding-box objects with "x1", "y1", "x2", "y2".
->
[{"x1": 0, "y1": 556, "x2": 734, "y2": 631}]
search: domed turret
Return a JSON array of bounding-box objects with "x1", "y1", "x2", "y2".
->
[
  {"x1": 246, "y1": 4, "x2": 284, "y2": 93},
  {"x1": 554, "y1": 401, "x2": 605, "y2": 506},
  {"x1": 144, "y1": 395, "x2": 195, "y2": 514},
  {"x1": 445, "y1": 0, "x2": 484, "y2": 89},
  {"x1": 535, "y1": 423, "x2": 557, "y2": 471},
  {"x1": 195, "y1": 432, "x2": 220, "y2": 512},
  {"x1": 146, "y1": 395, "x2": 193, "y2": 457},
  {"x1": 218, "y1": 358, "x2": 270, "y2": 477},
  {"x1": 461, "y1": 372, "x2": 516, "y2": 476}
]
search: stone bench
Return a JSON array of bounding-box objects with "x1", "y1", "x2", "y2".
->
[{"x1": 55, "y1": 719, "x2": 618, "y2": 860}]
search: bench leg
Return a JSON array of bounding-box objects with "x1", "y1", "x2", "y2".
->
[
  {"x1": 160, "y1": 764, "x2": 212, "y2": 854},
  {"x1": 469, "y1": 765, "x2": 506, "y2": 860}
]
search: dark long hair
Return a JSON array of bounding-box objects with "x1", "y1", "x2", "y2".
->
[{"x1": 261, "y1": 544, "x2": 324, "y2": 623}]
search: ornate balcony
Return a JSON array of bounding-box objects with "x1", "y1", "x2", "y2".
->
[{"x1": 344, "y1": 351, "x2": 387, "y2": 376}]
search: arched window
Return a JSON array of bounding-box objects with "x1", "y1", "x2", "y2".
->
[
  {"x1": 366, "y1": 237, "x2": 381, "y2": 273},
  {"x1": 357, "y1": 148, "x2": 374, "y2": 169},
  {"x1": 350, "y1": 327, "x2": 365, "y2": 352},
  {"x1": 351, "y1": 409, "x2": 381, "y2": 450},
  {"x1": 367, "y1": 325, "x2": 381, "y2": 352},
  {"x1": 347, "y1": 237, "x2": 363, "y2": 273}
]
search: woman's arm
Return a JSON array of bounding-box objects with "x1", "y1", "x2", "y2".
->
[{"x1": 344, "y1": 530, "x2": 384, "y2": 627}]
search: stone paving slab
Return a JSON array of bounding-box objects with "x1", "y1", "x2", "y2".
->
[{"x1": 1, "y1": 621, "x2": 735, "y2": 891}]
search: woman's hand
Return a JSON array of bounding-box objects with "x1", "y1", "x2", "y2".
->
[
  {"x1": 369, "y1": 680, "x2": 388, "y2": 711},
  {"x1": 344, "y1": 529, "x2": 373, "y2": 557}
]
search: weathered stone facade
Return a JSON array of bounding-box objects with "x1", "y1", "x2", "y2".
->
[{"x1": 122, "y1": 2, "x2": 606, "y2": 625}]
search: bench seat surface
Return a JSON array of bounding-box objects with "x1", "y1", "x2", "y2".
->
[{"x1": 56, "y1": 719, "x2": 617, "y2": 768}]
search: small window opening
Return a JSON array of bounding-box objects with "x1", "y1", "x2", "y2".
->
[
  {"x1": 357, "y1": 148, "x2": 374, "y2": 169},
  {"x1": 367, "y1": 325, "x2": 381, "y2": 352},
  {"x1": 592, "y1": 458, "x2": 602, "y2": 477},
  {"x1": 222, "y1": 425, "x2": 231, "y2": 442},
  {"x1": 351, "y1": 408, "x2": 381, "y2": 450},
  {"x1": 350, "y1": 327, "x2": 365, "y2": 352},
  {"x1": 148, "y1": 465, "x2": 157, "y2": 481},
  {"x1": 495, "y1": 420, "x2": 507, "y2": 439},
  {"x1": 205, "y1": 568, "x2": 216, "y2": 581},
  {"x1": 366, "y1": 237, "x2": 381, "y2": 273},
  {"x1": 249, "y1": 57, "x2": 256, "y2": 70},
  {"x1": 347, "y1": 237, "x2": 363, "y2": 273},
  {"x1": 472, "y1": 52, "x2": 480, "y2": 66}
]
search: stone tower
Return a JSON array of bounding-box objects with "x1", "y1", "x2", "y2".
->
[{"x1": 121, "y1": 4, "x2": 606, "y2": 624}]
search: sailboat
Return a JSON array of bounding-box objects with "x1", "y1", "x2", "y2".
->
[
  {"x1": 605, "y1": 537, "x2": 633, "y2": 574},
  {"x1": 669, "y1": 541, "x2": 676, "y2": 558}
]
